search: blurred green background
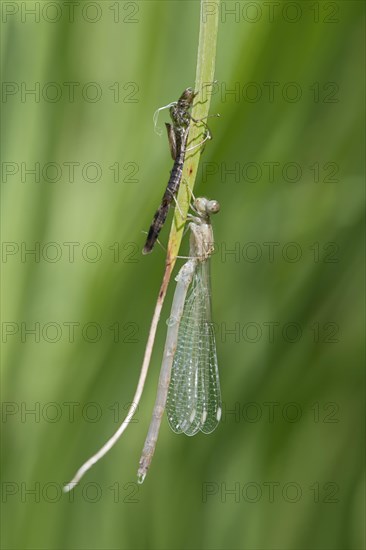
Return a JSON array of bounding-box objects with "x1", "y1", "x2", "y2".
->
[{"x1": 1, "y1": 1, "x2": 364, "y2": 549}]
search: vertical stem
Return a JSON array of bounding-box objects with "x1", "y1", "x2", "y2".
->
[{"x1": 167, "y1": 0, "x2": 221, "y2": 267}]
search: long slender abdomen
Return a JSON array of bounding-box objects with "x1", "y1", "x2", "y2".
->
[{"x1": 142, "y1": 149, "x2": 185, "y2": 255}]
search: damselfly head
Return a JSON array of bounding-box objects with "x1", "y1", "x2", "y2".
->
[
  {"x1": 194, "y1": 197, "x2": 220, "y2": 218},
  {"x1": 153, "y1": 89, "x2": 196, "y2": 134},
  {"x1": 179, "y1": 88, "x2": 197, "y2": 108}
]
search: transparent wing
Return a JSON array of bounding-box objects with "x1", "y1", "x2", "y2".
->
[{"x1": 166, "y1": 260, "x2": 221, "y2": 436}]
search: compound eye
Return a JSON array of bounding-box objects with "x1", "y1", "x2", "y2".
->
[
  {"x1": 193, "y1": 197, "x2": 206, "y2": 214},
  {"x1": 207, "y1": 200, "x2": 220, "y2": 214}
]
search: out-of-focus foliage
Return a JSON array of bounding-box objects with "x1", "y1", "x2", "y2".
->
[{"x1": 1, "y1": 1, "x2": 364, "y2": 549}]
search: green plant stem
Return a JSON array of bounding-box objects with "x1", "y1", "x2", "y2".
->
[{"x1": 166, "y1": 0, "x2": 220, "y2": 268}]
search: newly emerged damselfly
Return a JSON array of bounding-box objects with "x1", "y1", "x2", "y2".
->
[
  {"x1": 63, "y1": 197, "x2": 221, "y2": 492},
  {"x1": 138, "y1": 196, "x2": 222, "y2": 482}
]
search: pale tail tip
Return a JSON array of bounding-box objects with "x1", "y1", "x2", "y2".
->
[
  {"x1": 63, "y1": 482, "x2": 76, "y2": 493},
  {"x1": 137, "y1": 472, "x2": 146, "y2": 485},
  {"x1": 142, "y1": 247, "x2": 152, "y2": 255}
]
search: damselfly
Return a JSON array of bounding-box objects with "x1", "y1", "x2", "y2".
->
[
  {"x1": 143, "y1": 88, "x2": 211, "y2": 254},
  {"x1": 138, "y1": 197, "x2": 222, "y2": 482}
]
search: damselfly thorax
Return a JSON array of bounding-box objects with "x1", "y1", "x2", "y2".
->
[{"x1": 188, "y1": 198, "x2": 220, "y2": 260}]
